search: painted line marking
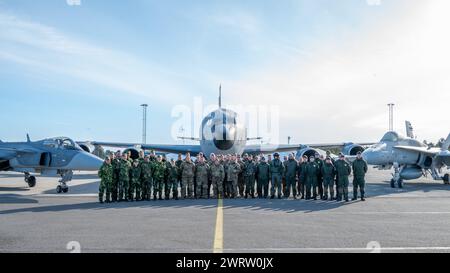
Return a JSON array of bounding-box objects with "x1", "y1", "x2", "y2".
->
[{"x1": 213, "y1": 198, "x2": 224, "y2": 253}]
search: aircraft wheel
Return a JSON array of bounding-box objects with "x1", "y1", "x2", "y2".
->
[
  {"x1": 62, "y1": 187, "x2": 69, "y2": 193},
  {"x1": 27, "y1": 176, "x2": 36, "y2": 188},
  {"x1": 56, "y1": 185, "x2": 62, "y2": 194},
  {"x1": 390, "y1": 179, "x2": 396, "y2": 188},
  {"x1": 443, "y1": 174, "x2": 450, "y2": 185},
  {"x1": 398, "y1": 179, "x2": 403, "y2": 189}
]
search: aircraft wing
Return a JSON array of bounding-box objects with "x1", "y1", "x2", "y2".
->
[
  {"x1": 393, "y1": 146, "x2": 439, "y2": 156},
  {"x1": 243, "y1": 144, "x2": 303, "y2": 155},
  {"x1": 0, "y1": 147, "x2": 38, "y2": 160},
  {"x1": 90, "y1": 141, "x2": 202, "y2": 156},
  {"x1": 304, "y1": 142, "x2": 375, "y2": 148}
]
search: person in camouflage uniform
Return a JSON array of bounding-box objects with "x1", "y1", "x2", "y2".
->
[
  {"x1": 98, "y1": 157, "x2": 113, "y2": 203},
  {"x1": 352, "y1": 152, "x2": 368, "y2": 201},
  {"x1": 321, "y1": 157, "x2": 336, "y2": 201},
  {"x1": 180, "y1": 153, "x2": 196, "y2": 199},
  {"x1": 210, "y1": 154, "x2": 225, "y2": 198},
  {"x1": 167, "y1": 159, "x2": 179, "y2": 200},
  {"x1": 270, "y1": 153, "x2": 285, "y2": 199},
  {"x1": 305, "y1": 156, "x2": 320, "y2": 200},
  {"x1": 195, "y1": 156, "x2": 210, "y2": 199},
  {"x1": 140, "y1": 156, "x2": 153, "y2": 201},
  {"x1": 175, "y1": 153, "x2": 183, "y2": 197},
  {"x1": 284, "y1": 154, "x2": 298, "y2": 199},
  {"x1": 237, "y1": 154, "x2": 246, "y2": 198},
  {"x1": 152, "y1": 155, "x2": 166, "y2": 200},
  {"x1": 256, "y1": 156, "x2": 270, "y2": 198},
  {"x1": 244, "y1": 155, "x2": 257, "y2": 198},
  {"x1": 129, "y1": 159, "x2": 142, "y2": 201},
  {"x1": 162, "y1": 155, "x2": 172, "y2": 200},
  {"x1": 118, "y1": 153, "x2": 132, "y2": 202},
  {"x1": 111, "y1": 151, "x2": 121, "y2": 202},
  {"x1": 223, "y1": 155, "x2": 230, "y2": 198},
  {"x1": 335, "y1": 154, "x2": 352, "y2": 202},
  {"x1": 226, "y1": 154, "x2": 241, "y2": 198}
]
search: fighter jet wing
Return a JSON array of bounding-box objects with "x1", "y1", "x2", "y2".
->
[
  {"x1": 90, "y1": 141, "x2": 202, "y2": 156},
  {"x1": 0, "y1": 147, "x2": 38, "y2": 160},
  {"x1": 393, "y1": 146, "x2": 440, "y2": 156}
]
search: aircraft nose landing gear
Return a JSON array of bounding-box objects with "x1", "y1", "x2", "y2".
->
[
  {"x1": 444, "y1": 174, "x2": 450, "y2": 185},
  {"x1": 56, "y1": 170, "x2": 72, "y2": 193},
  {"x1": 24, "y1": 172, "x2": 36, "y2": 188}
]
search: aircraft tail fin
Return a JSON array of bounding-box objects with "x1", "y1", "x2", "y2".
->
[
  {"x1": 442, "y1": 133, "x2": 450, "y2": 151},
  {"x1": 26, "y1": 134, "x2": 31, "y2": 142},
  {"x1": 405, "y1": 121, "x2": 415, "y2": 139}
]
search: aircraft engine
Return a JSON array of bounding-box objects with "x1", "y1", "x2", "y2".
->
[
  {"x1": 78, "y1": 142, "x2": 96, "y2": 154},
  {"x1": 123, "y1": 148, "x2": 142, "y2": 160},
  {"x1": 400, "y1": 166, "x2": 423, "y2": 180},
  {"x1": 295, "y1": 148, "x2": 319, "y2": 160},
  {"x1": 341, "y1": 143, "x2": 365, "y2": 156}
]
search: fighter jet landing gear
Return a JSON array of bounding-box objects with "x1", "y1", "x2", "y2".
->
[
  {"x1": 56, "y1": 170, "x2": 73, "y2": 193},
  {"x1": 24, "y1": 172, "x2": 36, "y2": 188},
  {"x1": 390, "y1": 163, "x2": 404, "y2": 188},
  {"x1": 443, "y1": 174, "x2": 450, "y2": 185}
]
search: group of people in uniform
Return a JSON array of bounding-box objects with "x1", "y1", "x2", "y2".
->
[{"x1": 98, "y1": 149, "x2": 368, "y2": 204}]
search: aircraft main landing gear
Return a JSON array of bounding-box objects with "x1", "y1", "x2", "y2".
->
[
  {"x1": 390, "y1": 178, "x2": 403, "y2": 188},
  {"x1": 56, "y1": 184, "x2": 69, "y2": 193},
  {"x1": 24, "y1": 172, "x2": 36, "y2": 188},
  {"x1": 444, "y1": 174, "x2": 450, "y2": 185}
]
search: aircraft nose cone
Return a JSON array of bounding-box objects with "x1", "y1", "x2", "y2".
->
[
  {"x1": 362, "y1": 149, "x2": 375, "y2": 165},
  {"x1": 66, "y1": 152, "x2": 104, "y2": 171},
  {"x1": 213, "y1": 125, "x2": 236, "y2": 150}
]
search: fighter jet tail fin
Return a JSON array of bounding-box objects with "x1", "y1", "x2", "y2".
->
[
  {"x1": 405, "y1": 121, "x2": 415, "y2": 139},
  {"x1": 442, "y1": 133, "x2": 450, "y2": 151},
  {"x1": 26, "y1": 134, "x2": 31, "y2": 143}
]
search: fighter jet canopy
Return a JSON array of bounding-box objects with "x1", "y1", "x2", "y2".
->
[
  {"x1": 43, "y1": 137, "x2": 82, "y2": 151},
  {"x1": 380, "y1": 131, "x2": 405, "y2": 142}
]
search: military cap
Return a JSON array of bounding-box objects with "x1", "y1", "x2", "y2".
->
[{"x1": 274, "y1": 153, "x2": 280, "y2": 157}]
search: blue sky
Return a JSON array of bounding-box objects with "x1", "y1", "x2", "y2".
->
[{"x1": 1, "y1": 0, "x2": 449, "y2": 144}]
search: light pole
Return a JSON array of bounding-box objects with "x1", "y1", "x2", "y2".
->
[
  {"x1": 141, "y1": 104, "x2": 148, "y2": 144},
  {"x1": 387, "y1": 103, "x2": 395, "y2": 131}
]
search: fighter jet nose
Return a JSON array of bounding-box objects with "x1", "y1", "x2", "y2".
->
[
  {"x1": 362, "y1": 149, "x2": 375, "y2": 164},
  {"x1": 66, "y1": 152, "x2": 103, "y2": 171}
]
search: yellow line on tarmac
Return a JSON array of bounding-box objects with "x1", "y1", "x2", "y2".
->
[{"x1": 213, "y1": 198, "x2": 224, "y2": 253}]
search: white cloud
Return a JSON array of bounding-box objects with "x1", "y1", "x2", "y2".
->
[
  {"x1": 222, "y1": 0, "x2": 450, "y2": 143},
  {"x1": 0, "y1": 12, "x2": 190, "y2": 103}
]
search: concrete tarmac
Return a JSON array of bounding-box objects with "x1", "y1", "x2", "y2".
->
[{"x1": 1, "y1": 168, "x2": 450, "y2": 253}]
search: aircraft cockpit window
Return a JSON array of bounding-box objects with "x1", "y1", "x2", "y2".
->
[
  {"x1": 381, "y1": 132, "x2": 399, "y2": 142},
  {"x1": 55, "y1": 138, "x2": 79, "y2": 150}
]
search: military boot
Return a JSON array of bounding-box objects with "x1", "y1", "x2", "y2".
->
[
  {"x1": 361, "y1": 194, "x2": 366, "y2": 201},
  {"x1": 98, "y1": 194, "x2": 104, "y2": 204},
  {"x1": 270, "y1": 195, "x2": 275, "y2": 199}
]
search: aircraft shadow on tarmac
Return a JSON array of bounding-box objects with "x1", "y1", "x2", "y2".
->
[
  {"x1": 41, "y1": 181, "x2": 100, "y2": 195},
  {"x1": 0, "y1": 194, "x2": 38, "y2": 204},
  {"x1": 2, "y1": 181, "x2": 450, "y2": 215}
]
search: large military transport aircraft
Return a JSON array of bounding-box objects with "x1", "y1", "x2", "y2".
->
[
  {"x1": 0, "y1": 135, "x2": 103, "y2": 193},
  {"x1": 84, "y1": 87, "x2": 373, "y2": 160}
]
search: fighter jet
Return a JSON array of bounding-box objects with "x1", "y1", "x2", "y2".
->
[
  {"x1": 85, "y1": 86, "x2": 373, "y2": 159},
  {"x1": 362, "y1": 122, "x2": 450, "y2": 188},
  {"x1": 0, "y1": 135, "x2": 104, "y2": 193}
]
